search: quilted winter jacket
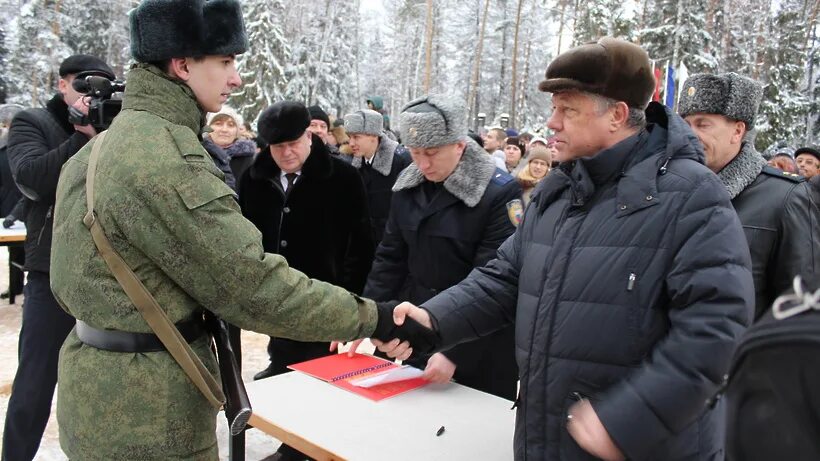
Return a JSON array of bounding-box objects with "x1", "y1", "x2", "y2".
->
[{"x1": 422, "y1": 103, "x2": 755, "y2": 461}]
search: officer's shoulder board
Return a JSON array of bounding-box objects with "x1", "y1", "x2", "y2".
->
[
  {"x1": 491, "y1": 169, "x2": 514, "y2": 186},
  {"x1": 761, "y1": 165, "x2": 805, "y2": 183}
]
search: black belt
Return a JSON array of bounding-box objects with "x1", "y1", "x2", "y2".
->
[{"x1": 76, "y1": 319, "x2": 207, "y2": 353}]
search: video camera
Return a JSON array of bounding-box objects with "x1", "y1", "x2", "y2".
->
[{"x1": 68, "y1": 71, "x2": 126, "y2": 131}]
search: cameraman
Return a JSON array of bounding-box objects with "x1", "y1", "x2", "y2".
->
[{"x1": 3, "y1": 54, "x2": 114, "y2": 461}]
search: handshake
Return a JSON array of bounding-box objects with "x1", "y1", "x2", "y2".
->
[{"x1": 333, "y1": 301, "x2": 441, "y2": 361}]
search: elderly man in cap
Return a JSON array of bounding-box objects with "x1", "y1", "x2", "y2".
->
[
  {"x1": 679, "y1": 72, "x2": 818, "y2": 318},
  {"x1": 360, "y1": 94, "x2": 522, "y2": 401},
  {"x1": 2, "y1": 53, "x2": 115, "y2": 461},
  {"x1": 48, "y1": 1, "x2": 427, "y2": 458},
  {"x1": 375, "y1": 37, "x2": 754, "y2": 461},
  {"x1": 344, "y1": 108, "x2": 411, "y2": 244},
  {"x1": 795, "y1": 146, "x2": 820, "y2": 179}
]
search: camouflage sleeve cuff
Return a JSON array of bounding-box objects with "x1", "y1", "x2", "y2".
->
[{"x1": 355, "y1": 295, "x2": 380, "y2": 339}]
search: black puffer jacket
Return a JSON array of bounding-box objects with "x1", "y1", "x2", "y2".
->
[
  {"x1": 7, "y1": 94, "x2": 89, "y2": 272},
  {"x1": 423, "y1": 103, "x2": 755, "y2": 461},
  {"x1": 717, "y1": 143, "x2": 818, "y2": 318}
]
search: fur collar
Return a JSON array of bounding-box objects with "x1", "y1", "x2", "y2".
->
[
  {"x1": 392, "y1": 138, "x2": 496, "y2": 207},
  {"x1": 351, "y1": 134, "x2": 397, "y2": 176},
  {"x1": 718, "y1": 142, "x2": 767, "y2": 199},
  {"x1": 46, "y1": 93, "x2": 73, "y2": 135}
]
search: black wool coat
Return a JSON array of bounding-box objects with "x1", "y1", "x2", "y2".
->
[
  {"x1": 350, "y1": 134, "x2": 411, "y2": 244},
  {"x1": 238, "y1": 134, "x2": 374, "y2": 294},
  {"x1": 423, "y1": 104, "x2": 755, "y2": 461},
  {"x1": 365, "y1": 140, "x2": 522, "y2": 399},
  {"x1": 7, "y1": 94, "x2": 89, "y2": 272},
  {"x1": 0, "y1": 142, "x2": 23, "y2": 217}
]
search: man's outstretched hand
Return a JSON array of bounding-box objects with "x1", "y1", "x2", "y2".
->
[{"x1": 370, "y1": 301, "x2": 439, "y2": 361}]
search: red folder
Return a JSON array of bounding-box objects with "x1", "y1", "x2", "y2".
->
[{"x1": 288, "y1": 353, "x2": 428, "y2": 401}]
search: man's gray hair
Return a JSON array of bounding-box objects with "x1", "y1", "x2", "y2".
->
[{"x1": 587, "y1": 92, "x2": 646, "y2": 129}]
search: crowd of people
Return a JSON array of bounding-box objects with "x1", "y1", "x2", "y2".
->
[{"x1": 0, "y1": 0, "x2": 817, "y2": 460}]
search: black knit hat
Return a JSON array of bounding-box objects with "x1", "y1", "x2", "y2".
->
[
  {"x1": 59, "y1": 54, "x2": 115, "y2": 79},
  {"x1": 506, "y1": 136, "x2": 526, "y2": 155},
  {"x1": 258, "y1": 101, "x2": 311, "y2": 145},
  {"x1": 307, "y1": 105, "x2": 330, "y2": 128},
  {"x1": 129, "y1": 0, "x2": 248, "y2": 62},
  {"x1": 539, "y1": 37, "x2": 655, "y2": 109}
]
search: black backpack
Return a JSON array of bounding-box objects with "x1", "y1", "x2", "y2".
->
[{"x1": 723, "y1": 277, "x2": 820, "y2": 461}]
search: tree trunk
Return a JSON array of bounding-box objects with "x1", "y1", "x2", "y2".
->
[
  {"x1": 519, "y1": 37, "x2": 532, "y2": 128},
  {"x1": 467, "y1": 0, "x2": 491, "y2": 127},
  {"x1": 423, "y1": 0, "x2": 434, "y2": 93},
  {"x1": 571, "y1": 0, "x2": 581, "y2": 45},
  {"x1": 510, "y1": 0, "x2": 525, "y2": 127},
  {"x1": 494, "y1": 0, "x2": 510, "y2": 121},
  {"x1": 556, "y1": 0, "x2": 567, "y2": 54}
]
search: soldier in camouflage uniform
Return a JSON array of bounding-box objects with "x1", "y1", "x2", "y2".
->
[{"x1": 49, "y1": 0, "x2": 425, "y2": 458}]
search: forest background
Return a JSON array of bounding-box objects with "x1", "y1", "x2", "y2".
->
[{"x1": 1, "y1": 0, "x2": 818, "y2": 151}]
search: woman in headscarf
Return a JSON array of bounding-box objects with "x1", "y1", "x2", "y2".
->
[{"x1": 204, "y1": 105, "x2": 257, "y2": 186}]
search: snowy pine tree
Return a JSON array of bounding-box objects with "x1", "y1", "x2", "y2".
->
[
  {"x1": 230, "y1": 0, "x2": 290, "y2": 124},
  {"x1": 58, "y1": 0, "x2": 134, "y2": 76},
  {"x1": 5, "y1": 0, "x2": 72, "y2": 106},
  {"x1": 755, "y1": 1, "x2": 811, "y2": 149},
  {"x1": 639, "y1": 0, "x2": 718, "y2": 74}
]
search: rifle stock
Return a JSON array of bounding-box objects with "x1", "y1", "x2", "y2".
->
[{"x1": 207, "y1": 314, "x2": 252, "y2": 436}]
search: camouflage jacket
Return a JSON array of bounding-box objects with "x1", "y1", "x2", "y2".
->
[{"x1": 50, "y1": 64, "x2": 378, "y2": 460}]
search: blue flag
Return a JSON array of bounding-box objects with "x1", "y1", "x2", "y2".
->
[{"x1": 664, "y1": 64, "x2": 676, "y2": 108}]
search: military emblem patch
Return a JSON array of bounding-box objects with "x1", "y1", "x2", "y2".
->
[
  {"x1": 506, "y1": 199, "x2": 524, "y2": 227},
  {"x1": 409, "y1": 127, "x2": 418, "y2": 137},
  {"x1": 687, "y1": 86, "x2": 696, "y2": 96}
]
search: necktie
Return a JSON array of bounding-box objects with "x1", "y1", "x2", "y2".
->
[{"x1": 285, "y1": 173, "x2": 297, "y2": 192}]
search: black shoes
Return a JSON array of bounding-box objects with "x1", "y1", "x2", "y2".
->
[{"x1": 253, "y1": 363, "x2": 277, "y2": 381}]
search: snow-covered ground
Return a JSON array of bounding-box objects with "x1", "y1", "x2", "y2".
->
[{"x1": 0, "y1": 247, "x2": 373, "y2": 460}]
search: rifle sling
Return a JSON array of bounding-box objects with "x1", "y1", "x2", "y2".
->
[{"x1": 82, "y1": 130, "x2": 226, "y2": 409}]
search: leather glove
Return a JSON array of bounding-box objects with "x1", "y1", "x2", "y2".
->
[
  {"x1": 371, "y1": 301, "x2": 441, "y2": 357},
  {"x1": 2, "y1": 215, "x2": 15, "y2": 229}
]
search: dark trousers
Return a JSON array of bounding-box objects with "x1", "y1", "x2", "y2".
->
[
  {"x1": 267, "y1": 337, "x2": 331, "y2": 377},
  {"x1": 268, "y1": 338, "x2": 330, "y2": 461},
  {"x1": 8, "y1": 245, "x2": 24, "y2": 299},
  {"x1": 2, "y1": 271, "x2": 75, "y2": 461}
]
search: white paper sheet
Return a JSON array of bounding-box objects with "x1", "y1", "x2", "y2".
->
[{"x1": 349, "y1": 365, "x2": 425, "y2": 388}]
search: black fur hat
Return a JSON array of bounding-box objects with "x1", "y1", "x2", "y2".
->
[
  {"x1": 129, "y1": 0, "x2": 248, "y2": 62},
  {"x1": 258, "y1": 101, "x2": 311, "y2": 146}
]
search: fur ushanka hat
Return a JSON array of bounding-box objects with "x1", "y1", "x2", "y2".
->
[
  {"x1": 399, "y1": 94, "x2": 466, "y2": 148},
  {"x1": 130, "y1": 0, "x2": 248, "y2": 62},
  {"x1": 678, "y1": 72, "x2": 763, "y2": 129},
  {"x1": 344, "y1": 109, "x2": 383, "y2": 136},
  {"x1": 538, "y1": 37, "x2": 655, "y2": 109}
]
